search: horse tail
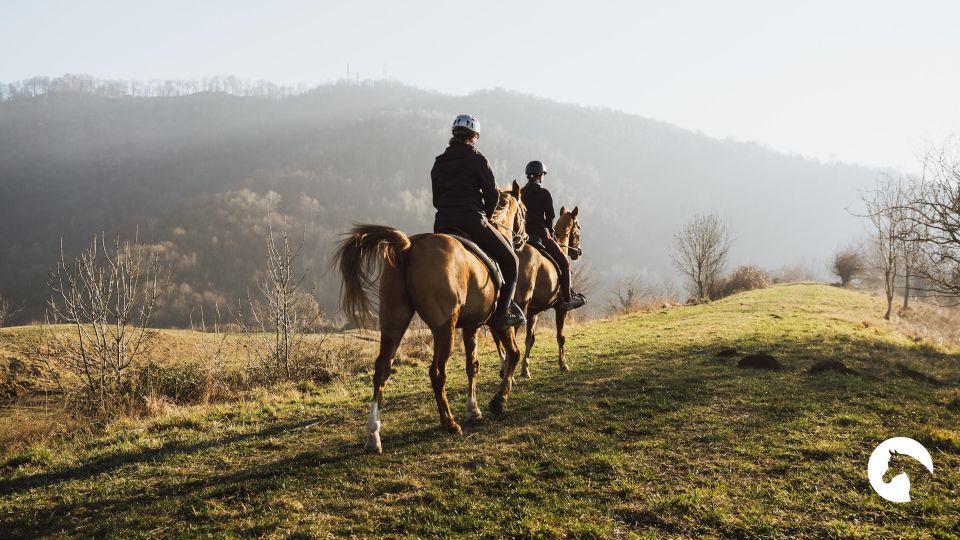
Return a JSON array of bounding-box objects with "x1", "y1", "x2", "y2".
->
[{"x1": 333, "y1": 224, "x2": 411, "y2": 327}]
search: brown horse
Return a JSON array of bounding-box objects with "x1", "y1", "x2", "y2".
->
[
  {"x1": 504, "y1": 206, "x2": 582, "y2": 377},
  {"x1": 333, "y1": 182, "x2": 528, "y2": 454}
]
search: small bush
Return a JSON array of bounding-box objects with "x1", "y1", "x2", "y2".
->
[
  {"x1": 832, "y1": 247, "x2": 864, "y2": 286},
  {"x1": 713, "y1": 266, "x2": 770, "y2": 299}
]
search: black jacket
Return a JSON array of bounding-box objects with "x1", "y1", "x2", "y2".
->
[
  {"x1": 431, "y1": 142, "x2": 499, "y2": 219},
  {"x1": 520, "y1": 180, "x2": 555, "y2": 235}
]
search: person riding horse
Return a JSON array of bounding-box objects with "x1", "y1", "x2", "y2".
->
[
  {"x1": 431, "y1": 114, "x2": 527, "y2": 330},
  {"x1": 520, "y1": 160, "x2": 586, "y2": 311}
]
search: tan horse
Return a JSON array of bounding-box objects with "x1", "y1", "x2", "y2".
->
[
  {"x1": 505, "y1": 206, "x2": 582, "y2": 377},
  {"x1": 333, "y1": 182, "x2": 527, "y2": 454}
]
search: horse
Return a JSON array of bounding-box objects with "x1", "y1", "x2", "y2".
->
[
  {"x1": 333, "y1": 181, "x2": 528, "y2": 454},
  {"x1": 501, "y1": 206, "x2": 582, "y2": 377}
]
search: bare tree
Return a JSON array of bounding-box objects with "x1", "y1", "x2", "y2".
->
[
  {"x1": 672, "y1": 213, "x2": 733, "y2": 301},
  {"x1": 861, "y1": 176, "x2": 910, "y2": 320},
  {"x1": 898, "y1": 204, "x2": 925, "y2": 310},
  {"x1": 43, "y1": 233, "x2": 167, "y2": 415},
  {"x1": 236, "y1": 225, "x2": 320, "y2": 381},
  {"x1": 831, "y1": 245, "x2": 865, "y2": 286},
  {"x1": 897, "y1": 144, "x2": 960, "y2": 304}
]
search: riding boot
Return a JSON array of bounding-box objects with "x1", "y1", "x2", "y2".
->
[
  {"x1": 492, "y1": 286, "x2": 525, "y2": 330},
  {"x1": 558, "y1": 292, "x2": 586, "y2": 311}
]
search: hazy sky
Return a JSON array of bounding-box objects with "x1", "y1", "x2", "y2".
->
[{"x1": 3, "y1": 0, "x2": 958, "y2": 173}]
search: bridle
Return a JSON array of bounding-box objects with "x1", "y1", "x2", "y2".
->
[{"x1": 555, "y1": 219, "x2": 582, "y2": 257}]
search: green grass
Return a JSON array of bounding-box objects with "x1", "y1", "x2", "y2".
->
[{"x1": 2, "y1": 284, "x2": 960, "y2": 538}]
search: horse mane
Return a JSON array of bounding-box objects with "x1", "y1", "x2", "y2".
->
[{"x1": 489, "y1": 189, "x2": 513, "y2": 225}]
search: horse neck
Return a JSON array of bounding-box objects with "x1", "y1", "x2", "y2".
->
[
  {"x1": 492, "y1": 201, "x2": 516, "y2": 237},
  {"x1": 554, "y1": 219, "x2": 572, "y2": 255}
]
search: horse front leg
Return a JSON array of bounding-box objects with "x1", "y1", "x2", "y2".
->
[
  {"x1": 521, "y1": 312, "x2": 539, "y2": 378},
  {"x1": 489, "y1": 326, "x2": 521, "y2": 416},
  {"x1": 555, "y1": 307, "x2": 569, "y2": 371}
]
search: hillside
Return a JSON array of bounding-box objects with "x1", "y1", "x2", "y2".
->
[
  {"x1": 0, "y1": 79, "x2": 879, "y2": 325},
  {"x1": 2, "y1": 284, "x2": 959, "y2": 538}
]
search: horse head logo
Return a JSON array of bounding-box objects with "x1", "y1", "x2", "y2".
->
[{"x1": 867, "y1": 437, "x2": 934, "y2": 503}]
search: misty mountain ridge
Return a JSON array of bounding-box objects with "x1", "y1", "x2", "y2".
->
[{"x1": 0, "y1": 75, "x2": 878, "y2": 325}]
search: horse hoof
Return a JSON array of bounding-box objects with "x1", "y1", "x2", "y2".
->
[
  {"x1": 489, "y1": 396, "x2": 507, "y2": 416},
  {"x1": 364, "y1": 436, "x2": 383, "y2": 455},
  {"x1": 446, "y1": 422, "x2": 463, "y2": 435},
  {"x1": 559, "y1": 362, "x2": 569, "y2": 372},
  {"x1": 467, "y1": 409, "x2": 484, "y2": 422},
  {"x1": 521, "y1": 367, "x2": 531, "y2": 378}
]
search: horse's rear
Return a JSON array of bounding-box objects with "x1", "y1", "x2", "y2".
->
[{"x1": 334, "y1": 226, "x2": 522, "y2": 454}]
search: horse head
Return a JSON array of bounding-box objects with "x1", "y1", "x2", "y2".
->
[{"x1": 555, "y1": 206, "x2": 582, "y2": 260}]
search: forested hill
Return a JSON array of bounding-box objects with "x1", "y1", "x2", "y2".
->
[{"x1": 0, "y1": 77, "x2": 878, "y2": 325}]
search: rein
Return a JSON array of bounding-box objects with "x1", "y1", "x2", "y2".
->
[{"x1": 554, "y1": 219, "x2": 582, "y2": 257}]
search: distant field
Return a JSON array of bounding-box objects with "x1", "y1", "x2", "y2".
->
[
  {"x1": 2, "y1": 284, "x2": 959, "y2": 538},
  {"x1": 0, "y1": 324, "x2": 385, "y2": 399}
]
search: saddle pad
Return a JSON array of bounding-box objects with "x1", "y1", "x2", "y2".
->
[{"x1": 526, "y1": 234, "x2": 562, "y2": 272}]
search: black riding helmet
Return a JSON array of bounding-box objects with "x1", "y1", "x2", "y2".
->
[{"x1": 525, "y1": 160, "x2": 547, "y2": 177}]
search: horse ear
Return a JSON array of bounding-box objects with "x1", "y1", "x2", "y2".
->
[
  {"x1": 512, "y1": 179, "x2": 521, "y2": 197},
  {"x1": 571, "y1": 206, "x2": 579, "y2": 217},
  {"x1": 559, "y1": 206, "x2": 567, "y2": 215}
]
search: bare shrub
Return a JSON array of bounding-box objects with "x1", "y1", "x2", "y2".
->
[
  {"x1": 568, "y1": 262, "x2": 597, "y2": 321},
  {"x1": 771, "y1": 261, "x2": 823, "y2": 284},
  {"x1": 42, "y1": 233, "x2": 167, "y2": 417},
  {"x1": 606, "y1": 275, "x2": 679, "y2": 315},
  {"x1": 235, "y1": 225, "x2": 321, "y2": 382},
  {"x1": 0, "y1": 295, "x2": 17, "y2": 327},
  {"x1": 672, "y1": 214, "x2": 733, "y2": 301},
  {"x1": 714, "y1": 266, "x2": 770, "y2": 298},
  {"x1": 399, "y1": 316, "x2": 432, "y2": 363},
  {"x1": 831, "y1": 246, "x2": 865, "y2": 286}
]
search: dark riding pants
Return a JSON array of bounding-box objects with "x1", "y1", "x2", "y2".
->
[
  {"x1": 538, "y1": 231, "x2": 571, "y2": 303},
  {"x1": 434, "y1": 212, "x2": 518, "y2": 320}
]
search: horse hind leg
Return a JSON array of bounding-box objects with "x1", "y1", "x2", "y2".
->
[
  {"x1": 520, "y1": 312, "x2": 539, "y2": 378},
  {"x1": 430, "y1": 320, "x2": 461, "y2": 434},
  {"x1": 463, "y1": 326, "x2": 482, "y2": 421},
  {"x1": 364, "y1": 283, "x2": 414, "y2": 454}
]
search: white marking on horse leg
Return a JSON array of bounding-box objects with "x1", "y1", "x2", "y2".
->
[
  {"x1": 364, "y1": 401, "x2": 382, "y2": 454},
  {"x1": 466, "y1": 393, "x2": 482, "y2": 420}
]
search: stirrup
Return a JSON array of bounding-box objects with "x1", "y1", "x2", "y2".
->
[
  {"x1": 494, "y1": 307, "x2": 526, "y2": 330},
  {"x1": 559, "y1": 293, "x2": 586, "y2": 311}
]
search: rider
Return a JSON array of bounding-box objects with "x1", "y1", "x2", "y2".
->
[
  {"x1": 520, "y1": 160, "x2": 586, "y2": 311},
  {"x1": 431, "y1": 114, "x2": 526, "y2": 330}
]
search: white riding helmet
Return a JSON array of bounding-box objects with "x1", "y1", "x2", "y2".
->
[{"x1": 452, "y1": 114, "x2": 480, "y2": 135}]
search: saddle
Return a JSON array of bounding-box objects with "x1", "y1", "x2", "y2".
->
[
  {"x1": 420, "y1": 229, "x2": 505, "y2": 290},
  {"x1": 526, "y1": 233, "x2": 563, "y2": 273}
]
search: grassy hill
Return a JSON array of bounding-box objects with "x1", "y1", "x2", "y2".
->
[{"x1": 2, "y1": 284, "x2": 959, "y2": 538}]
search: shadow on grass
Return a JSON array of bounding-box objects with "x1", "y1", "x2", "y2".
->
[{"x1": 3, "y1": 328, "x2": 959, "y2": 537}]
